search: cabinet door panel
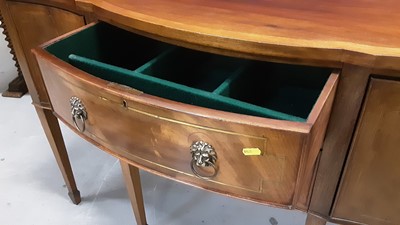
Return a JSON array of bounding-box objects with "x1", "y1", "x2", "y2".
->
[{"x1": 332, "y1": 78, "x2": 400, "y2": 225}]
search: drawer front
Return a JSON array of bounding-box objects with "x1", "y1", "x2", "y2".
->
[
  {"x1": 38, "y1": 57, "x2": 303, "y2": 205},
  {"x1": 34, "y1": 23, "x2": 338, "y2": 209}
]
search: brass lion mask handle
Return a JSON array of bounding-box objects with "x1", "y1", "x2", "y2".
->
[{"x1": 190, "y1": 140, "x2": 218, "y2": 179}]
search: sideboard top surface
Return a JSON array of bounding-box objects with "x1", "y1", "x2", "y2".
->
[{"x1": 76, "y1": 0, "x2": 400, "y2": 71}]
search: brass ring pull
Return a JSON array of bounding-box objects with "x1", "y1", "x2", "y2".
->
[
  {"x1": 190, "y1": 141, "x2": 218, "y2": 179},
  {"x1": 72, "y1": 114, "x2": 86, "y2": 132},
  {"x1": 70, "y1": 97, "x2": 87, "y2": 132},
  {"x1": 190, "y1": 159, "x2": 218, "y2": 179}
]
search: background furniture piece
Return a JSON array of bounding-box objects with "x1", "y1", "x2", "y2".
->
[
  {"x1": 0, "y1": 11, "x2": 27, "y2": 97},
  {"x1": 0, "y1": 0, "x2": 92, "y2": 99},
  {"x1": 0, "y1": 0, "x2": 94, "y2": 100},
  {"x1": 0, "y1": 0, "x2": 95, "y2": 202},
  {"x1": 5, "y1": 0, "x2": 400, "y2": 224}
]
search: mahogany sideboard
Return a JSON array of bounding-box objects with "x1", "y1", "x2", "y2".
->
[{"x1": 4, "y1": 1, "x2": 400, "y2": 225}]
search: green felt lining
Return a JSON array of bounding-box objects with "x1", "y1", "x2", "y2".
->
[
  {"x1": 45, "y1": 23, "x2": 170, "y2": 70},
  {"x1": 220, "y1": 62, "x2": 330, "y2": 119},
  {"x1": 68, "y1": 54, "x2": 306, "y2": 121},
  {"x1": 137, "y1": 48, "x2": 248, "y2": 92},
  {"x1": 46, "y1": 22, "x2": 331, "y2": 122}
]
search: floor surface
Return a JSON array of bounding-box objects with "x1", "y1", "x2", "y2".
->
[{"x1": 0, "y1": 23, "x2": 333, "y2": 225}]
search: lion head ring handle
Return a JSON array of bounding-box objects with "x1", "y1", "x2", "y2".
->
[
  {"x1": 190, "y1": 141, "x2": 218, "y2": 179},
  {"x1": 70, "y1": 97, "x2": 87, "y2": 132}
]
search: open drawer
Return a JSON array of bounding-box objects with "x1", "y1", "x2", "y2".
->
[{"x1": 33, "y1": 22, "x2": 339, "y2": 210}]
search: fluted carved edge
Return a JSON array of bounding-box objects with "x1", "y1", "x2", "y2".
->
[{"x1": 0, "y1": 11, "x2": 23, "y2": 78}]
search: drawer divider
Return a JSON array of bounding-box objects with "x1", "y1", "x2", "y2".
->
[
  {"x1": 133, "y1": 47, "x2": 176, "y2": 74},
  {"x1": 67, "y1": 54, "x2": 306, "y2": 122},
  {"x1": 212, "y1": 63, "x2": 249, "y2": 95}
]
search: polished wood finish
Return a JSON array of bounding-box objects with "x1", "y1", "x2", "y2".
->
[
  {"x1": 294, "y1": 73, "x2": 337, "y2": 209},
  {"x1": 33, "y1": 33, "x2": 338, "y2": 209},
  {"x1": 18, "y1": 1, "x2": 400, "y2": 224},
  {"x1": 77, "y1": 0, "x2": 400, "y2": 71},
  {"x1": 0, "y1": 11, "x2": 27, "y2": 97},
  {"x1": 120, "y1": 161, "x2": 147, "y2": 225},
  {"x1": 5, "y1": 0, "x2": 86, "y2": 103},
  {"x1": 13, "y1": 0, "x2": 82, "y2": 11},
  {"x1": 0, "y1": 0, "x2": 93, "y2": 203},
  {"x1": 35, "y1": 106, "x2": 81, "y2": 204},
  {"x1": 0, "y1": 0, "x2": 39, "y2": 102},
  {"x1": 332, "y1": 78, "x2": 400, "y2": 225},
  {"x1": 0, "y1": 0, "x2": 92, "y2": 98},
  {"x1": 309, "y1": 64, "x2": 370, "y2": 217},
  {"x1": 0, "y1": 0, "x2": 93, "y2": 103}
]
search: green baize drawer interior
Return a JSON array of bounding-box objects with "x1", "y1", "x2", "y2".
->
[{"x1": 46, "y1": 22, "x2": 331, "y2": 122}]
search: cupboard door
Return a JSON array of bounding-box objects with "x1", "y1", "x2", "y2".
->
[{"x1": 332, "y1": 78, "x2": 400, "y2": 225}]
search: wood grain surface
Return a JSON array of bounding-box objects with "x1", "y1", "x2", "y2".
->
[
  {"x1": 332, "y1": 78, "x2": 400, "y2": 225},
  {"x1": 308, "y1": 65, "x2": 370, "y2": 217},
  {"x1": 35, "y1": 106, "x2": 81, "y2": 204},
  {"x1": 0, "y1": 0, "x2": 94, "y2": 204},
  {"x1": 0, "y1": 10, "x2": 27, "y2": 97},
  {"x1": 293, "y1": 71, "x2": 338, "y2": 209},
  {"x1": 120, "y1": 160, "x2": 147, "y2": 225},
  {"x1": 33, "y1": 30, "x2": 338, "y2": 208},
  {"x1": 0, "y1": 0, "x2": 87, "y2": 105},
  {"x1": 76, "y1": 0, "x2": 400, "y2": 71}
]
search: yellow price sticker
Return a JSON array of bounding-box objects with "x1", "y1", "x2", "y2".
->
[{"x1": 242, "y1": 148, "x2": 262, "y2": 156}]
